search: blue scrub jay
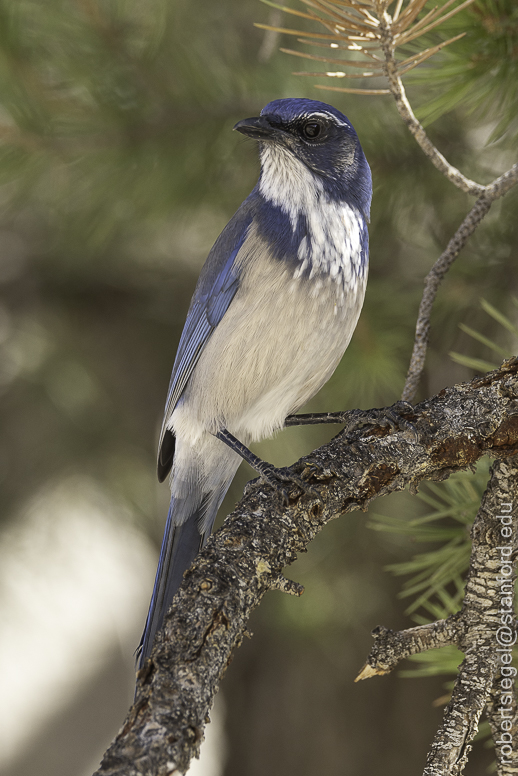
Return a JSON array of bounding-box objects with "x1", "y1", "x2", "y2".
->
[{"x1": 138, "y1": 98, "x2": 372, "y2": 666}]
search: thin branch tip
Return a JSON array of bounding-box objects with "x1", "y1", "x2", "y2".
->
[
  {"x1": 355, "y1": 663, "x2": 385, "y2": 681},
  {"x1": 270, "y1": 574, "x2": 305, "y2": 595}
]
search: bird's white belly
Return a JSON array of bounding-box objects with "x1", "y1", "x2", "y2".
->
[{"x1": 172, "y1": 244, "x2": 367, "y2": 446}]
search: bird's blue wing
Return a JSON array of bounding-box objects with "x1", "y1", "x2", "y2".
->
[
  {"x1": 162, "y1": 249, "x2": 241, "y2": 421},
  {"x1": 157, "y1": 199, "x2": 256, "y2": 480}
]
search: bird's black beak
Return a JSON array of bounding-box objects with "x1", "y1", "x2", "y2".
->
[{"x1": 233, "y1": 115, "x2": 282, "y2": 141}]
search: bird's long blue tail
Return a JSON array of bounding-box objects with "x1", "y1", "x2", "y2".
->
[
  {"x1": 138, "y1": 467, "x2": 236, "y2": 667},
  {"x1": 138, "y1": 501, "x2": 201, "y2": 667}
]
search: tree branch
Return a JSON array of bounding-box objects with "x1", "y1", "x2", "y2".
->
[
  {"x1": 401, "y1": 163, "x2": 518, "y2": 402},
  {"x1": 376, "y1": 1, "x2": 484, "y2": 196},
  {"x1": 93, "y1": 358, "x2": 518, "y2": 776},
  {"x1": 355, "y1": 617, "x2": 461, "y2": 680},
  {"x1": 354, "y1": 452, "x2": 518, "y2": 776},
  {"x1": 373, "y1": 3, "x2": 518, "y2": 402},
  {"x1": 424, "y1": 455, "x2": 518, "y2": 775},
  {"x1": 486, "y1": 671, "x2": 518, "y2": 776}
]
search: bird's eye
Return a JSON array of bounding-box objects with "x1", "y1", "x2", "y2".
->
[{"x1": 302, "y1": 121, "x2": 322, "y2": 140}]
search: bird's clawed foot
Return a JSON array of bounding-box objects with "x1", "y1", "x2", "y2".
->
[
  {"x1": 255, "y1": 461, "x2": 320, "y2": 506},
  {"x1": 344, "y1": 401, "x2": 418, "y2": 441},
  {"x1": 215, "y1": 427, "x2": 321, "y2": 505}
]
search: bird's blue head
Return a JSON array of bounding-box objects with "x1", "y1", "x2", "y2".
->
[{"x1": 234, "y1": 98, "x2": 371, "y2": 219}]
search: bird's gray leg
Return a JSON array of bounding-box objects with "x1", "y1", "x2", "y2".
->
[
  {"x1": 285, "y1": 401, "x2": 417, "y2": 439},
  {"x1": 284, "y1": 411, "x2": 350, "y2": 427},
  {"x1": 215, "y1": 429, "x2": 318, "y2": 504}
]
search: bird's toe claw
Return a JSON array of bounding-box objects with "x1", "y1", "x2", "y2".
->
[
  {"x1": 385, "y1": 401, "x2": 418, "y2": 441},
  {"x1": 344, "y1": 401, "x2": 417, "y2": 441},
  {"x1": 258, "y1": 463, "x2": 319, "y2": 504}
]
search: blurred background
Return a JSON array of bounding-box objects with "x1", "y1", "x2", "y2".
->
[{"x1": 0, "y1": 1, "x2": 516, "y2": 774}]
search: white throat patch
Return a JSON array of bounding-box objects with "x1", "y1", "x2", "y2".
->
[{"x1": 258, "y1": 143, "x2": 366, "y2": 291}]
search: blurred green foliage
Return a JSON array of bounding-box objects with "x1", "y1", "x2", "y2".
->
[
  {"x1": 451, "y1": 296, "x2": 518, "y2": 371},
  {"x1": 408, "y1": 0, "x2": 518, "y2": 137},
  {"x1": 0, "y1": 1, "x2": 516, "y2": 773},
  {"x1": 370, "y1": 463, "x2": 490, "y2": 620},
  {"x1": 0, "y1": 0, "x2": 516, "y2": 624},
  {"x1": 0, "y1": 0, "x2": 515, "y2": 615}
]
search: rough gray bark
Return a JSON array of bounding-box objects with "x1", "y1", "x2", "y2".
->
[
  {"x1": 93, "y1": 357, "x2": 518, "y2": 776},
  {"x1": 359, "y1": 454, "x2": 518, "y2": 775}
]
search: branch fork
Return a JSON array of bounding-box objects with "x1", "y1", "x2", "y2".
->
[{"x1": 357, "y1": 455, "x2": 518, "y2": 775}]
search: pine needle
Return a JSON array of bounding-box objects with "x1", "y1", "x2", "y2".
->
[
  {"x1": 458, "y1": 323, "x2": 509, "y2": 357},
  {"x1": 449, "y1": 352, "x2": 498, "y2": 372},
  {"x1": 398, "y1": 0, "x2": 476, "y2": 46},
  {"x1": 280, "y1": 46, "x2": 384, "y2": 67},
  {"x1": 481, "y1": 298, "x2": 518, "y2": 335},
  {"x1": 258, "y1": 0, "x2": 322, "y2": 20},
  {"x1": 300, "y1": 0, "x2": 377, "y2": 30},
  {"x1": 394, "y1": 4, "x2": 440, "y2": 39},
  {"x1": 294, "y1": 69, "x2": 382, "y2": 77},
  {"x1": 254, "y1": 23, "x2": 344, "y2": 40},
  {"x1": 391, "y1": 0, "x2": 430, "y2": 34},
  {"x1": 314, "y1": 83, "x2": 390, "y2": 93},
  {"x1": 397, "y1": 34, "x2": 466, "y2": 75},
  {"x1": 392, "y1": 0, "x2": 405, "y2": 21},
  {"x1": 296, "y1": 38, "x2": 383, "y2": 59}
]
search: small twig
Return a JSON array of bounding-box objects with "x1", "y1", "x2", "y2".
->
[
  {"x1": 375, "y1": 3, "x2": 484, "y2": 196},
  {"x1": 269, "y1": 573, "x2": 305, "y2": 595},
  {"x1": 356, "y1": 617, "x2": 460, "y2": 680},
  {"x1": 278, "y1": 0, "x2": 490, "y2": 195},
  {"x1": 402, "y1": 194, "x2": 492, "y2": 402},
  {"x1": 402, "y1": 164, "x2": 518, "y2": 402}
]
